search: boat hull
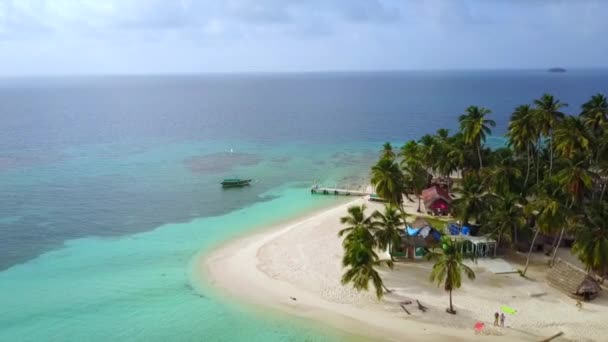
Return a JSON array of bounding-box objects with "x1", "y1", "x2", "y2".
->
[{"x1": 221, "y1": 180, "x2": 252, "y2": 187}]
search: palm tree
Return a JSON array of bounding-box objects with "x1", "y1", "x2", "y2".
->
[
  {"x1": 402, "y1": 162, "x2": 429, "y2": 212},
  {"x1": 522, "y1": 188, "x2": 569, "y2": 276},
  {"x1": 458, "y1": 106, "x2": 496, "y2": 169},
  {"x1": 507, "y1": 104, "x2": 537, "y2": 188},
  {"x1": 380, "y1": 142, "x2": 396, "y2": 161},
  {"x1": 338, "y1": 204, "x2": 375, "y2": 238},
  {"x1": 452, "y1": 173, "x2": 489, "y2": 225},
  {"x1": 580, "y1": 93, "x2": 608, "y2": 138},
  {"x1": 400, "y1": 140, "x2": 420, "y2": 166},
  {"x1": 572, "y1": 201, "x2": 608, "y2": 279},
  {"x1": 428, "y1": 237, "x2": 475, "y2": 314},
  {"x1": 418, "y1": 134, "x2": 439, "y2": 173},
  {"x1": 556, "y1": 160, "x2": 594, "y2": 207},
  {"x1": 372, "y1": 205, "x2": 407, "y2": 260},
  {"x1": 553, "y1": 116, "x2": 591, "y2": 160},
  {"x1": 436, "y1": 128, "x2": 450, "y2": 140},
  {"x1": 487, "y1": 192, "x2": 525, "y2": 248},
  {"x1": 341, "y1": 239, "x2": 394, "y2": 299},
  {"x1": 533, "y1": 94, "x2": 567, "y2": 175},
  {"x1": 340, "y1": 205, "x2": 393, "y2": 299},
  {"x1": 580, "y1": 94, "x2": 608, "y2": 178},
  {"x1": 482, "y1": 149, "x2": 522, "y2": 195},
  {"x1": 371, "y1": 159, "x2": 405, "y2": 210}
]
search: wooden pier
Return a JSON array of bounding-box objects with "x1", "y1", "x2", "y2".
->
[{"x1": 310, "y1": 185, "x2": 371, "y2": 197}]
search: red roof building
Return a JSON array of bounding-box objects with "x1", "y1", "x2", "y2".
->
[{"x1": 422, "y1": 185, "x2": 451, "y2": 216}]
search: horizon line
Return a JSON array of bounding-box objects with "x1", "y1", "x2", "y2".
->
[{"x1": 1, "y1": 67, "x2": 608, "y2": 79}]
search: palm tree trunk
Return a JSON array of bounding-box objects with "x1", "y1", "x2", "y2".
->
[
  {"x1": 477, "y1": 143, "x2": 483, "y2": 169},
  {"x1": 536, "y1": 137, "x2": 541, "y2": 184},
  {"x1": 550, "y1": 228, "x2": 565, "y2": 267},
  {"x1": 497, "y1": 231, "x2": 502, "y2": 249},
  {"x1": 600, "y1": 180, "x2": 607, "y2": 202},
  {"x1": 449, "y1": 289, "x2": 454, "y2": 313},
  {"x1": 549, "y1": 133, "x2": 553, "y2": 176},
  {"x1": 522, "y1": 228, "x2": 540, "y2": 276},
  {"x1": 524, "y1": 143, "x2": 531, "y2": 189},
  {"x1": 417, "y1": 196, "x2": 422, "y2": 212}
]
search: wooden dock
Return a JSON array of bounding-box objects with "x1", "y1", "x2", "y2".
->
[{"x1": 310, "y1": 186, "x2": 370, "y2": 197}]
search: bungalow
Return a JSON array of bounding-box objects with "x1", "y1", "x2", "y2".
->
[
  {"x1": 422, "y1": 185, "x2": 451, "y2": 216},
  {"x1": 396, "y1": 218, "x2": 442, "y2": 260}
]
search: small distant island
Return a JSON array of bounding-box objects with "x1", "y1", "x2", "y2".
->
[{"x1": 547, "y1": 67, "x2": 567, "y2": 73}]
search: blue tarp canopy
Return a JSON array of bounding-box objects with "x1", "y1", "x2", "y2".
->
[{"x1": 406, "y1": 227, "x2": 420, "y2": 236}]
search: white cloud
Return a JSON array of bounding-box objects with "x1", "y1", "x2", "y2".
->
[{"x1": 0, "y1": 0, "x2": 606, "y2": 75}]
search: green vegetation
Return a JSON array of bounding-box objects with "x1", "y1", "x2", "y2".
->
[
  {"x1": 342, "y1": 92, "x2": 608, "y2": 301},
  {"x1": 427, "y1": 237, "x2": 476, "y2": 314},
  {"x1": 338, "y1": 205, "x2": 395, "y2": 299}
]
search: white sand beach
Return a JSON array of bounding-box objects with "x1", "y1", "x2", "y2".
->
[{"x1": 200, "y1": 198, "x2": 608, "y2": 341}]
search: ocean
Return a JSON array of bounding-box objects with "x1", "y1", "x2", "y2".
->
[{"x1": 1, "y1": 70, "x2": 606, "y2": 341}]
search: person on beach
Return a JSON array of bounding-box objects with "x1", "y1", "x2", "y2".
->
[
  {"x1": 494, "y1": 312, "x2": 499, "y2": 326},
  {"x1": 500, "y1": 313, "x2": 505, "y2": 327}
]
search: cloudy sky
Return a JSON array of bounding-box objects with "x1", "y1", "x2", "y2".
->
[{"x1": 0, "y1": 0, "x2": 606, "y2": 75}]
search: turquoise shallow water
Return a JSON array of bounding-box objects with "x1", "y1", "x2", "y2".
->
[
  {"x1": 0, "y1": 139, "x2": 374, "y2": 342},
  {"x1": 2, "y1": 72, "x2": 604, "y2": 341},
  {"x1": 0, "y1": 185, "x2": 360, "y2": 342}
]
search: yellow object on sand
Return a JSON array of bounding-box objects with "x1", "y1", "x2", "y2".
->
[{"x1": 501, "y1": 305, "x2": 517, "y2": 315}]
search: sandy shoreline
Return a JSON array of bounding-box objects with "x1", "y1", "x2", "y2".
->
[{"x1": 199, "y1": 197, "x2": 608, "y2": 341}]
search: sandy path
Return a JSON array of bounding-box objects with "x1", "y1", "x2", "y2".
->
[{"x1": 200, "y1": 198, "x2": 607, "y2": 341}]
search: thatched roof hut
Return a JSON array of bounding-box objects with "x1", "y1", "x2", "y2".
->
[{"x1": 547, "y1": 259, "x2": 601, "y2": 301}]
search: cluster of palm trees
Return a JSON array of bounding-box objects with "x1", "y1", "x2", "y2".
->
[
  {"x1": 343, "y1": 92, "x2": 608, "y2": 304},
  {"x1": 339, "y1": 204, "x2": 404, "y2": 299},
  {"x1": 339, "y1": 203, "x2": 477, "y2": 313}
]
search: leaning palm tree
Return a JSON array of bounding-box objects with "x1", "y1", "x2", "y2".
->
[
  {"x1": 458, "y1": 105, "x2": 496, "y2": 169},
  {"x1": 507, "y1": 104, "x2": 538, "y2": 188},
  {"x1": 533, "y1": 94, "x2": 567, "y2": 175},
  {"x1": 338, "y1": 204, "x2": 375, "y2": 238},
  {"x1": 547, "y1": 160, "x2": 595, "y2": 265},
  {"x1": 380, "y1": 142, "x2": 396, "y2": 161},
  {"x1": 521, "y1": 189, "x2": 569, "y2": 276},
  {"x1": 340, "y1": 207, "x2": 393, "y2": 299},
  {"x1": 372, "y1": 205, "x2": 407, "y2": 260},
  {"x1": 428, "y1": 237, "x2": 475, "y2": 314},
  {"x1": 341, "y1": 243, "x2": 394, "y2": 299},
  {"x1": 371, "y1": 158, "x2": 405, "y2": 210},
  {"x1": 572, "y1": 200, "x2": 608, "y2": 279}
]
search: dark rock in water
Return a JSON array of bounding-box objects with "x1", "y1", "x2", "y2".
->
[{"x1": 548, "y1": 67, "x2": 567, "y2": 73}]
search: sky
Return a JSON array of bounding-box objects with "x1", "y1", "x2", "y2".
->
[{"x1": 0, "y1": 0, "x2": 607, "y2": 75}]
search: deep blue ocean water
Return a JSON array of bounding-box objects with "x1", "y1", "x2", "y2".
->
[{"x1": 0, "y1": 70, "x2": 606, "y2": 341}]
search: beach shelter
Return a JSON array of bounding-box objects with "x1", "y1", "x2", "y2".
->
[
  {"x1": 401, "y1": 218, "x2": 442, "y2": 259},
  {"x1": 547, "y1": 259, "x2": 601, "y2": 301}
]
